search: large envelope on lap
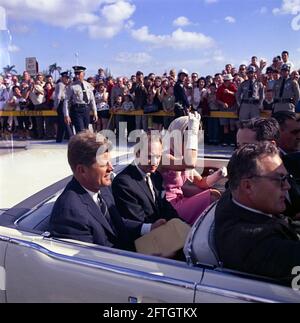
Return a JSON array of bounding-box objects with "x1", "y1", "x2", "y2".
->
[{"x1": 135, "y1": 219, "x2": 191, "y2": 257}]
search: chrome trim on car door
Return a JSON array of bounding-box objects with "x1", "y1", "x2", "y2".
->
[
  {"x1": 0, "y1": 235, "x2": 197, "y2": 292},
  {"x1": 196, "y1": 284, "x2": 277, "y2": 303}
]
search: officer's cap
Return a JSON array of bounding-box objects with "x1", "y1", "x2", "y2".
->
[
  {"x1": 60, "y1": 71, "x2": 70, "y2": 78},
  {"x1": 247, "y1": 66, "x2": 256, "y2": 73},
  {"x1": 73, "y1": 66, "x2": 86, "y2": 73},
  {"x1": 178, "y1": 69, "x2": 189, "y2": 76},
  {"x1": 281, "y1": 64, "x2": 290, "y2": 71}
]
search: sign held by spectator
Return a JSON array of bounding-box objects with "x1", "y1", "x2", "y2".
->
[{"x1": 25, "y1": 57, "x2": 38, "y2": 76}]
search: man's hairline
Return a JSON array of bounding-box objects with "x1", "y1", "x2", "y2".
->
[{"x1": 230, "y1": 151, "x2": 280, "y2": 192}]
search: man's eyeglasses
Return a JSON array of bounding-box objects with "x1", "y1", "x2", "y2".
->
[{"x1": 247, "y1": 174, "x2": 292, "y2": 188}]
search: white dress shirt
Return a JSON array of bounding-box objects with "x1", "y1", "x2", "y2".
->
[{"x1": 232, "y1": 198, "x2": 273, "y2": 218}]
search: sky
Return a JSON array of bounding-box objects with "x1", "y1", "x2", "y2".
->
[{"x1": 0, "y1": 0, "x2": 300, "y2": 78}]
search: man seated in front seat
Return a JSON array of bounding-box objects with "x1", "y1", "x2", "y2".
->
[
  {"x1": 49, "y1": 130, "x2": 165, "y2": 251},
  {"x1": 215, "y1": 142, "x2": 300, "y2": 281}
]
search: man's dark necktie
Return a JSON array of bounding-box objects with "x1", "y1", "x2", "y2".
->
[
  {"x1": 81, "y1": 82, "x2": 89, "y2": 104},
  {"x1": 146, "y1": 173, "x2": 156, "y2": 202},
  {"x1": 248, "y1": 81, "x2": 254, "y2": 98},
  {"x1": 97, "y1": 193, "x2": 113, "y2": 228},
  {"x1": 279, "y1": 78, "x2": 286, "y2": 98}
]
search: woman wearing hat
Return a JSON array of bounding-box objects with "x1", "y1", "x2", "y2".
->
[{"x1": 159, "y1": 113, "x2": 226, "y2": 225}]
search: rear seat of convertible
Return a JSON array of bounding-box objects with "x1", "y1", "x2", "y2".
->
[
  {"x1": 184, "y1": 202, "x2": 223, "y2": 268},
  {"x1": 16, "y1": 168, "x2": 223, "y2": 268}
]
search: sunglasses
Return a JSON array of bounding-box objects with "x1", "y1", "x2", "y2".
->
[{"x1": 247, "y1": 174, "x2": 292, "y2": 188}]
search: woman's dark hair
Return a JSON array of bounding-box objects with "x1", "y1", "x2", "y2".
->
[
  {"x1": 198, "y1": 77, "x2": 207, "y2": 88},
  {"x1": 12, "y1": 85, "x2": 21, "y2": 93}
]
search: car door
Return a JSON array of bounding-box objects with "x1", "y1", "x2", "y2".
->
[
  {"x1": 3, "y1": 227, "x2": 202, "y2": 303},
  {"x1": 0, "y1": 236, "x2": 8, "y2": 303},
  {"x1": 195, "y1": 268, "x2": 300, "y2": 303}
]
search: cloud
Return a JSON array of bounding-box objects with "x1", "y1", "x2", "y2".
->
[
  {"x1": 8, "y1": 44, "x2": 20, "y2": 52},
  {"x1": 0, "y1": 0, "x2": 135, "y2": 39},
  {"x1": 115, "y1": 52, "x2": 152, "y2": 64},
  {"x1": 225, "y1": 16, "x2": 236, "y2": 23},
  {"x1": 173, "y1": 16, "x2": 191, "y2": 27},
  {"x1": 101, "y1": 1, "x2": 135, "y2": 24},
  {"x1": 131, "y1": 26, "x2": 215, "y2": 50},
  {"x1": 273, "y1": 0, "x2": 300, "y2": 15},
  {"x1": 88, "y1": 1, "x2": 135, "y2": 38},
  {"x1": 88, "y1": 25, "x2": 122, "y2": 39}
]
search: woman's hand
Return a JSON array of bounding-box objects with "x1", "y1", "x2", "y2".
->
[{"x1": 205, "y1": 167, "x2": 227, "y2": 186}]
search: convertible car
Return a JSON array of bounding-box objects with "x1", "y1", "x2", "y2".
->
[{"x1": 0, "y1": 155, "x2": 299, "y2": 303}]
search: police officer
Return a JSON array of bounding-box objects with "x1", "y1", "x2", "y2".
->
[
  {"x1": 174, "y1": 69, "x2": 190, "y2": 117},
  {"x1": 54, "y1": 71, "x2": 73, "y2": 142},
  {"x1": 63, "y1": 66, "x2": 98, "y2": 133},
  {"x1": 273, "y1": 64, "x2": 300, "y2": 113},
  {"x1": 236, "y1": 66, "x2": 264, "y2": 121}
]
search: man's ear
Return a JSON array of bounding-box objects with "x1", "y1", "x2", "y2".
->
[
  {"x1": 240, "y1": 178, "x2": 254, "y2": 195},
  {"x1": 75, "y1": 164, "x2": 85, "y2": 176}
]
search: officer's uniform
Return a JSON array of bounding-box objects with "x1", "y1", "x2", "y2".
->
[
  {"x1": 236, "y1": 66, "x2": 264, "y2": 121},
  {"x1": 273, "y1": 64, "x2": 300, "y2": 113},
  {"x1": 54, "y1": 72, "x2": 73, "y2": 142},
  {"x1": 63, "y1": 66, "x2": 97, "y2": 133},
  {"x1": 174, "y1": 69, "x2": 190, "y2": 117}
]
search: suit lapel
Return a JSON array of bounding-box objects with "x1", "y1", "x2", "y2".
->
[{"x1": 130, "y1": 164, "x2": 157, "y2": 207}]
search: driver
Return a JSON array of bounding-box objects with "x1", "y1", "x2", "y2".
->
[{"x1": 215, "y1": 142, "x2": 300, "y2": 281}]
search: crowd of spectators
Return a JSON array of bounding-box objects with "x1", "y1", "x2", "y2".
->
[{"x1": 0, "y1": 50, "x2": 299, "y2": 144}]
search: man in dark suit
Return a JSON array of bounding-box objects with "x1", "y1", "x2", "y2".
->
[
  {"x1": 112, "y1": 133, "x2": 179, "y2": 224},
  {"x1": 215, "y1": 142, "x2": 300, "y2": 281},
  {"x1": 49, "y1": 131, "x2": 165, "y2": 251}
]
